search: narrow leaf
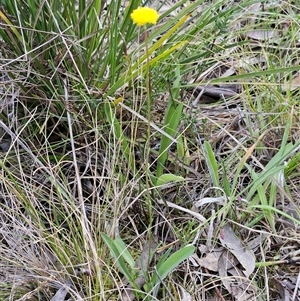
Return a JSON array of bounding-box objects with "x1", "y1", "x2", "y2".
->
[
  {"x1": 114, "y1": 236, "x2": 136, "y2": 268},
  {"x1": 156, "y1": 174, "x2": 185, "y2": 186},
  {"x1": 155, "y1": 246, "x2": 195, "y2": 281},
  {"x1": 101, "y1": 233, "x2": 137, "y2": 288},
  {"x1": 203, "y1": 141, "x2": 219, "y2": 187}
]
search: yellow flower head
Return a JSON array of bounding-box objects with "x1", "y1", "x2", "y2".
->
[{"x1": 130, "y1": 7, "x2": 159, "y2": 26}]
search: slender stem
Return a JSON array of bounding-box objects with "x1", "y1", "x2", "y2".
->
[{"x1": 144, "y1": 27, "x2": 153, "y2": 226}]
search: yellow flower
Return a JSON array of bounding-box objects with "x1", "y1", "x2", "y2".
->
[{"x1": 130, "y1": 7, "x2": 159, "y2": 26}]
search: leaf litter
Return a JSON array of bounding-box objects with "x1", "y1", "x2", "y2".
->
[
  {"x1": 1, "y1": 0, "x2": 300, "y2": 300},
  {"x1": 191, "y1": 222, "x2": 261, "y2": 300},
  {"x1": 218, "y1": 224, "x2": 255, "y2": 278}
]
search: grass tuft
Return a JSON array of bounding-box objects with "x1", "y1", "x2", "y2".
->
[{"x1": 0, "y1": 0, "x2": 299, "y2": 300}]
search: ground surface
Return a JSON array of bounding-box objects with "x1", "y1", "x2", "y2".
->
[{"x1": 0, "y1": 0, "x2": 300, "y2": 300}]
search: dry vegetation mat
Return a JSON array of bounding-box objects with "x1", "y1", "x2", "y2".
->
[{"x1": 0, "y1": 0, "x2": 300, "y2": 300}]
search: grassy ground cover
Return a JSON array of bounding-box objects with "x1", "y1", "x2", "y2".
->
[{"x1": 0, "y1": 0, "x2": 299, "y2": 300}]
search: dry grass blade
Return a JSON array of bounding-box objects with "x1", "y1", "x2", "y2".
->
[
  {"x1": 0, "y1": 0, "x2": 300, "y2": 299},
  {"x1": 156, "y1": 199, "x2": 206, "y2": 223}
]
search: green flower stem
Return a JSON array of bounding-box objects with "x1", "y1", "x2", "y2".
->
[{"x1": 144, "y1": 27, "x2": 153, "y2": 226}]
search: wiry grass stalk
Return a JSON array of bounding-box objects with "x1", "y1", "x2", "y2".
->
[{"x1": 0, "y1": 0, "x2": 300, "y2": 299}]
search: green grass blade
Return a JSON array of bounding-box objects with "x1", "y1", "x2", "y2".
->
[
  {"x1": 150, "y1": 245, "x2": 195, "y2": 297},
  {"x1": 104, "y1": 101, "x2": 135, "y2": 173},
  {"x1": 156, "y1": 245, "x2": 195, "y2": 280},
  {"x1": 156, "y1": 66, "x2": 183, "y2": 180},
  {"x1": 203, "y1": 141, "x2": 219, "y2": 188},
  {"x1": 101, "y1": 233, "x2": 137, "y2": 288},
  {"x1": 114, "y1": 236, "x2": 136, "y2": 268}
]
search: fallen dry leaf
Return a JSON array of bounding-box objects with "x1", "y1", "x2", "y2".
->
[
  {"x1": 219, "y1": 250, "x2": 257, "y2": 301},
  {"x1": 246, "y1": 29, "x2": 279, "y2": 42},
  {"x1": 272, "y1": 276, "x2": 300, "y2": 301},
  {"x1": 192, "y1": 248, "x2": 224, "y2": 272},
  {"x1": 247, "y1": 233, "x2": 267, "y2": 253},
  {"x1": 178, "y1": 284, "x2": 192, "y2": 301},
  {"x1": 219, "y1": 224, "x2": 255, "y2": 277}
]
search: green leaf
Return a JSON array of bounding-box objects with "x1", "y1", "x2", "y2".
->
[
  {"x1": 114, "y1": 236, "x2": 136, "y2": 268},
  {"x1": 101, "y1": 233, "x2": 137, "y2": 288},
  {"x1": 156, "y1": 245, "x2": 195, "y2": 280},
  {"x1": 150, "y1": 245, "x2": 195, "y2": 297},
  {"x1": 203, "y1": 141, "x2": 219, "y2": 187},
  {"x1": 156, "y1": 174, "x2": 185, "y2": 187},
  {"x1": 222, "y1": 164, "x2": 231, "y2": 197},
  {"x1": 156, "y1": 66, "x2": 183, "y2": 179},
  {"x1": 249, "y1": 205, "x2": 300, "y2": 226}
]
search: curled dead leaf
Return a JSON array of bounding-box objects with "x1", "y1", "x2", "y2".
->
[
  {"x1": 219, "y1": 224, "x2": 255, "y2": 277},
  {"x1": 219, "y1": 250, "x2": 257, "y2": 301}
]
